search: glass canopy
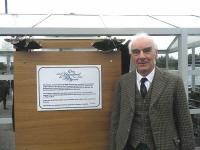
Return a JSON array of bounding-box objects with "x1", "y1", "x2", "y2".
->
[
  {"x1": 0, "y1": 14, "x2": 199, "y2": 28},
  {"x1": 0, "y1": 14, "x2": 200, "y2": 52},
  {"x1": 153, "y1": 15, "x2": 200, "y2": 28}
]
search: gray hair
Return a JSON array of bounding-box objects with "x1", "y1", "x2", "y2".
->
[{"x1": 128, "y1": 33, "x2": 158, "y2": 54}]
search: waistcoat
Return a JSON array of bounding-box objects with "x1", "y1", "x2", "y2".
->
[{"x1": 127, "y1": 84, "x2": 156, "y2": 150}]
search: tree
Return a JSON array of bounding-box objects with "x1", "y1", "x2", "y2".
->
[{"x1": 157, "y1": 56, "x2": 178, "y2": 69}]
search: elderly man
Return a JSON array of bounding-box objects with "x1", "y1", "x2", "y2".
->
[{"x1": 110, "y1": 33, "x2": 194, "y2": 150}]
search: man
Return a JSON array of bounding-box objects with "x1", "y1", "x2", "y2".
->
[
  {"x1": 0, "y1": 80, "x2": 9, "y2": 109},
  {"x1": 110, "y1": 33, "x2": 195, "y2": 150}
]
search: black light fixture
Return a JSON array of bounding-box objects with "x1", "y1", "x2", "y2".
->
[
  {"x1": 92, "y1": 37, "x2": 131, "y2": 74},
  {"x1": 92, "y1": 38, "x2": 123, "y2": 52},
  {"x1": 13, "y1": 39, "x2": 42, "y2": 51},
  {"x1": 5, "y1": 36, "x2": 42, "y2": 51}
]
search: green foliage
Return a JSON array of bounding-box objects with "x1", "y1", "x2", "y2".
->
[
  {"x1": 157, "y1": 53, "x2": 200, "y2": 69},
  {"x1": 168, "y1": 57, "x2": 178, "y2": 69},
  {"x1": 157, "y1": 56, "x2": 166, "y2": 68},
  {"x1": 188, "y1": 54, "x2": 200, "y2": 67},
  {"x1": 157, "y1": 56, "x2": 178, "y2": 69}
]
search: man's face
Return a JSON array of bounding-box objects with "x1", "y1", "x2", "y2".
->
[{"x1": 130, "y1": 37, "x2": 157, "y2": 76}]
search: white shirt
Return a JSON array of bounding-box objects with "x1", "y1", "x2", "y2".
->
[{"x1": 136, "y1": 68, "x2": 155, "y2": 92}]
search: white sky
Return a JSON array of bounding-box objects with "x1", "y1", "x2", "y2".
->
[
  {"x1": 0, "y1": 0, "x2": 200, "y2": 62},
  {"x1": 5, "y1": 0, "x2": 200, "y2": 15}
]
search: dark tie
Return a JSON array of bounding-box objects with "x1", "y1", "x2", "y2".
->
[
  {"x1": 140, "y1": 78, "x2": 147, "y2": 98},
  {"x1": 136, "y1": 143, "x2": 150, "y2": 150}
]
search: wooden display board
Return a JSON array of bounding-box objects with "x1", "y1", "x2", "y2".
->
[{"x1": 14, "y1": 51, "x2": 121, "y2": 150}]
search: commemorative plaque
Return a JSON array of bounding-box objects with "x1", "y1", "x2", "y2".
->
[{"x1": 37, "y1": 65, "x2": 101, "y2": 111}]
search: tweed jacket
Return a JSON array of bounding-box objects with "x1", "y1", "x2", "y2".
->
[{"x1": 110, "y1": 67, "x2": 195, "y2": 150}]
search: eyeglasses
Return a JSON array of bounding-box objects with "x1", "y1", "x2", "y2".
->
[{"x1": 131, "y1": 47, "x2": 153, "y2": 55}]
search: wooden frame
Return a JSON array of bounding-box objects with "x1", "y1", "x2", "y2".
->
[{"x1": 14, "y1": 51, "x2": 121, "y2": 150}]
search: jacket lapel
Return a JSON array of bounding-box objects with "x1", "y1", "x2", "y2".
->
[
  {"x1": 150, "y1": 68, "x2": 168, "y2": 108},
  {"x1": 125, "y1": 71, "x2": 136, "y2": 110},
  {"x1": 124, "y1": 68, "x2": 168, "y2": 110}
]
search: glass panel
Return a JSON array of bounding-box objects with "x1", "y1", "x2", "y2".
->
[
  {"x1": 0, "y1": 56, "x2": 7, "y2": 73},
  {"x1": 192, "y1": 114, "x2": 200, "y2": 147},
  {"x1": 102, "y1": 16, "x2": 174, "y2": 28},
  {"x1": 188, "y1": 35, "x2": 200, "y2": 147},
  {"x1": 195, "y1": 47, "x2": 200, "y2": 64},
  {"x1": 0, "y1": 37, "x2": 14, "y2": 51},
  {"x1": 153, "y1": 15, "x2": 200, "y2": 28},
  {"x1": 168, "y1": 52, "x2": 178, "y2": 70},
  {"x1": 169, "y1": 38, "x2": 178, "y2": 50},
  {"x1": 0, "y1": 14, "x2": 47, "y2": 27},
  {"x1": 0, "y1": 0, "x2": 5, "y2": 13},
  {"x1": 37, "y1": 15, "x2": 104, "y2": 28},
  {"x1": 113, "y1": 35, "x2": 175, "y2": 50},
  {"x1": 1, "y1": 14, "x2": 200, "y2": 28},
  {"x1": 157, "y1": 54, "x2": 166, "y2": 68},
  {"x1": 0, "y1": 55, "x2": 12, "y2": 75},
  {"x1": 152, "y1": 36, "x2": 175, "y2": 50},
  {"x1": 189, "y1": 75, "x2": 200, "y2": 109},
  {"x1": 0, "y1": 55, "x2": 14, "y2": 125},
  {"x1": 188, "y1": 36, "x2": 200, "y2": 45},
  {"x1": 170, "y1": 36, "x2": 200, "y2": 53},
  {"x1": 188, "y1": 47, "x2": 200, "y2": 69}
]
